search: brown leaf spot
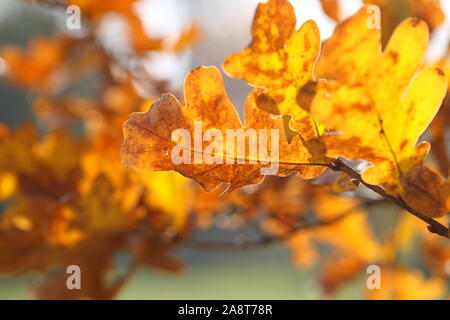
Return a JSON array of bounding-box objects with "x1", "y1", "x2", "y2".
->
[
  {"x1": 436, "y1": 68, "x2": 445, "y2": 77},
  {"x1": 388, "y1": 51, "x2": 399, "y2": 64},
  {"x1": 255, "y1": 92, "x2": 280, "y2": 114},
  {"x1": 303, "y1": 34, "x2": 311, "y2": 51},
  {"x1": 296, "y1": 81, "x2": 317, "y2": 112},
  {"x1": 400, "y1": 139, "x2": 408, "y2": 150}
]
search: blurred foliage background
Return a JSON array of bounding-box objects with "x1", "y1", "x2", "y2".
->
[{"x1": 0, "y1": 0, "x2": 449, "y2": 299}]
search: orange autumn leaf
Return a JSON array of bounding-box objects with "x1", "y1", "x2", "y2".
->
[
  {"x1": 400, "y1": 165, "x2": 450, "y2": 218},
  {"x1": 223, "y1": 0, "x2": 322, "y2": 140},
  {"x1": 312, "y1": 7, "x2": 448, "y2": 197},
  {"x1": 121, "y1": 66, "x2": 328, "y2": 192},
  {"x1": 1, "y1": 36, "x2": 75, "y2": 91},
  {"x1": 429, "y1": 52, "x2": 450, "y2": 175}
]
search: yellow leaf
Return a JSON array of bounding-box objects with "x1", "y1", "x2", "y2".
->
[
  {"x1": 312, "y1": 8, "x2": 448, "y2": 194},
  {"x1": 223, "y1": 0, "x2": 322, "y2": 140}
]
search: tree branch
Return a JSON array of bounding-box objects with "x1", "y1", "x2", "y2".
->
[
  {"x1": 328, "y1": 159, "x2": 449, "y2": 239},
  {"x1": 185, "y1": 207, "x2": 357, "y2": 251}
]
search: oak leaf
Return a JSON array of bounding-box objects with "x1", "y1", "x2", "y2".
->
[
  {"x1": 223, "y1": 0, "x2": 322, "y2": 140},
  {"x1": 312, "y1": 7, "x2": 448, "y2": 195},
  {"x1": 121, "y1": 66, "x2": 327, "y2": 192},
  {"x1": 400, "y1": 165, "x2": 450, "y2": 218}
]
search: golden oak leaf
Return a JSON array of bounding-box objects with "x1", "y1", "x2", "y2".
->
[
  {"x1": 222, "y1": 0, "x2": 322, "y2": 140},
  {"x1": 312, "y1": 7, "x2": 448, "y2": 194},
  {"x1": 400, "y1": 165, "x2": 450, "y2": 218},
  {"x1": 429, "y1": 54, "x2": 450, "y2": 174},
  {"x1": 121, "y1": 66, "x2": 327, "y2": 192}
]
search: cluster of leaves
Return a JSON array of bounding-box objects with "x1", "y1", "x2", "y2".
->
[
  {"x1": 1, "y1": 0, "x2": 450, "y2": 299},
  {"x1": 0, "y1": 0, "x2": 201, "y2": 299}
]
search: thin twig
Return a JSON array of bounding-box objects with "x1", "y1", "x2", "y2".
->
[
  {"x1": 185, "y1": 207, "x2": 357, "y2": 251},
  {"x1": 328, "y1": 159, "x2": 449, "y2": 239}
]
